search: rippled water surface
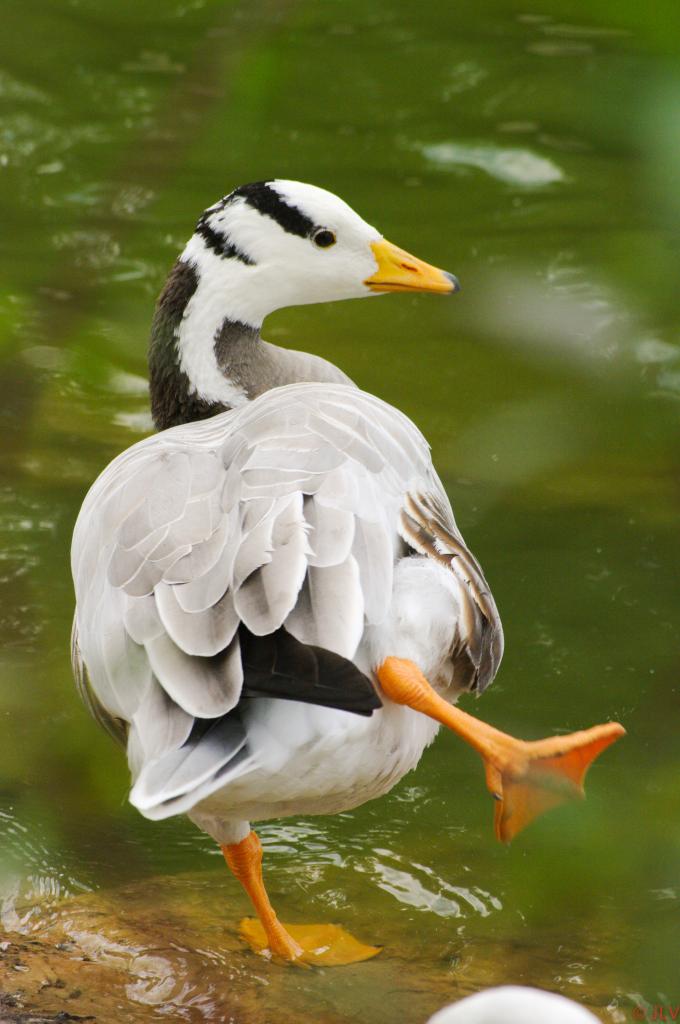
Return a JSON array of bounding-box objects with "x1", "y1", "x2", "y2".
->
[{"x1": 1, "y1": 1, "x2": 679, "y2": 1021}]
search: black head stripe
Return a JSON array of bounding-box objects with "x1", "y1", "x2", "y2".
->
[
  {"x1": 231, "y1": 181, "x2": 315, "y2": 239},
  {"x1": 195, "y1": 214, "x2": 255, "y2": 265}
]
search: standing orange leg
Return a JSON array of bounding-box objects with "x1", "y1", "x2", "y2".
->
[
  {"x1": 222, "y1": 831, "x2": 304, "y2": 962},
  {"x1": 222, "y1": 830, "x2": 381, "y2": 966},
  {"x1": 377, "y1": 657, "x2": 625, "y2": 843}
]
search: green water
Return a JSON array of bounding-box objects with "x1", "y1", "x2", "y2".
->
[{"x1": 1, "y1": 1, "x2": 679, "y2": 1020}]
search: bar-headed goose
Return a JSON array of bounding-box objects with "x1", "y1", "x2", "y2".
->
[{"x1": 71, "y1": 180, "x2": 624, "y2": 965}]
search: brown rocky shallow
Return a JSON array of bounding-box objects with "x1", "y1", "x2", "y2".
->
[{"x1": 0, "y1": 871, "x2": 620, "y2": 1023}]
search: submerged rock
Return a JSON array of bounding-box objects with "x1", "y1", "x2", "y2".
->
[{"x1": 0, "y1": 870, "x2": 614, "y2": 1023}]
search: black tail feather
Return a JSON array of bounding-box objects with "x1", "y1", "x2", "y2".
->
[{"x1": 239, "y1": 626, "x2": 382, "y2": 716}]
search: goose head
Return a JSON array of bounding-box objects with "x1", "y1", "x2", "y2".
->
[
  {"x1": 149, "y1": 180, "x2": 459, "y2": 429},
  {"x1": 182, "y1": 179, "x2": 459, "y2": 325}
]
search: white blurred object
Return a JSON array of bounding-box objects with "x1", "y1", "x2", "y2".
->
[
  {"x1": 421, "y1": 142, "x2": 564, "y2": 186},
  {"x1": 428, "y1": 986, "x2": 600, "y2": 1023}
]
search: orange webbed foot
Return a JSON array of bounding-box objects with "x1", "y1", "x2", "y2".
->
[
  {"x1": 483, "y1": 721, "x2": 626, "y2": 841},
  {"x1": 240, "y1": 918, "x2": 381, "y2": 967},
  {"x1": 377, "y1": 657, "x2": 625, "y2": 841}
]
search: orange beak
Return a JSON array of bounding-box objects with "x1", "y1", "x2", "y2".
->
[{"x1": 364, "y1": 238, "x2": 460, "y2": 295}]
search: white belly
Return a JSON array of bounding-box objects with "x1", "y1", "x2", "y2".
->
[{"x1": 188, "y1": 699, "x2": 439, "y2": 842}]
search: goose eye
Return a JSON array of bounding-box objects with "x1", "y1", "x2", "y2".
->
[{"x1": 313, "y1": 228, "x2": 336, "y2": 249}]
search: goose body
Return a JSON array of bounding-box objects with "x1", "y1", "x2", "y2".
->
[
  {"x1": 71, "y1": 180, "x2": 623, "y2": 965},
  {"x1": 72, "y1": 381, "x2": 498, "y2": 846}
]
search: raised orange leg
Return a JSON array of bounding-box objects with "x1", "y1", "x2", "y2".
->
[
  {"x1": 222, "y1": 830, "x2": 381, "y2": 966},
  {"x1": 377, "y1": 657, "x2": 625, "y2": 843}
]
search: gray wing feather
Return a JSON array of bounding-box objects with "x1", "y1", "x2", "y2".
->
[
  {"x1": 399, "y1": 490, "x2": 504, "y2": 693},
  {"x1": 308, "y1": 409, "x2": 385, "y2": 473},
  {"x1": 90, "y1": 587, "x2": 153, "y2": 719},
  {"x1": 162, "y1": 514, "x2": 230, "y2": 584},
  {"x1": 155, "y1": 581, "x2": 239, "y2": 657},
  {"x1": 145, "y1": 633, "x2": 242, "y2": 718},
  {"x1": 130, "y1": 716, "x2": 248, "y2": 811},
  {"x1": 145, "y1": 452, "x2": 192, "y2": 529},
  {"x1": 285, "y1": 555, "x2": 364, "y2": 658},
  {"x1": 352, "y1": 516, "x2": 395, "y2": 624},
  {"x1": 130, "y1": 675, "x2": 194, "y2": 766},
  {"x1": 304, "y1": 497, "x2": 355, "y2": 568},
  {"x1": 233, "y1": 493, "x2": 309, "y2": 634},
  {"x1": 123, "y1": 594, "x2": 165, "y2": 645},
  {"x1": 232, "y1": 506, "x2": 276, "y2": 589},
  {"x1": 71, "y1": 614, "x2": 127, "y2": 747},
  {"x1": 108, "y1": 523, "x2": 168, "y2": 588},
  {"x1": 172, "y1": 551, "x2": 231, "y2": 614}
]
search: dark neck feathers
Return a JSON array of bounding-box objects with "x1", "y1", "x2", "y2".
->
[
  {"x1": 148, "y1": 259, "x2": 267, "y2": 431},
  {"x1": 148, "y1": 254, "x2": 353, "y2": 432},
  {"x1": 148, "y1": 260, "x2": 225, "y2": 430}
]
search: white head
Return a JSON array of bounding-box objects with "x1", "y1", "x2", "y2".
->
[
  {"x1": 149, "y1": 180, "x2": 459, "y2": 429},
  {"x1": 180, "y1": 179, "x2": 458, "y2": 327},
  {"x1": 427, "y1": 986, "x2": 600, "y2": 1024}
]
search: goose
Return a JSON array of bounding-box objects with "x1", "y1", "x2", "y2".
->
[
  {"x1": 427, "y1": 986, "x2": 600, "y2": 1022},
  {"x1": 71, "y1": 180, "x2": 624, "y2": 966}
]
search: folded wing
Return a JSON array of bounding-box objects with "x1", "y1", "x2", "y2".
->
[{"x1": 72, "y1": 383, "x2": 445, "y2": 816}]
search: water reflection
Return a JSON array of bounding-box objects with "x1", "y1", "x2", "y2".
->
[
  {"x1": 0, "y1": 112, "x2": 108, "y2": 168},
  {"x1": 0, "y1": 865, "x2": 623, "y2": 1023},
  {"x1": 0, "y1": 804, "x2": 634, "y2": 1020},
  {"x1": 363, "y1": 847, "x2": 502, "y2": 919},
  {"x1": 0, "y1": 808, "x2": 93, "y2": 939},
  {"x1": 421, "y1": 142, "x2": 564, "y2": 187}
]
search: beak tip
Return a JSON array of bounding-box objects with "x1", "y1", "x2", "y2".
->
[{"x1": 444, "y1": 272, "x2": 461, "y2": 294}]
